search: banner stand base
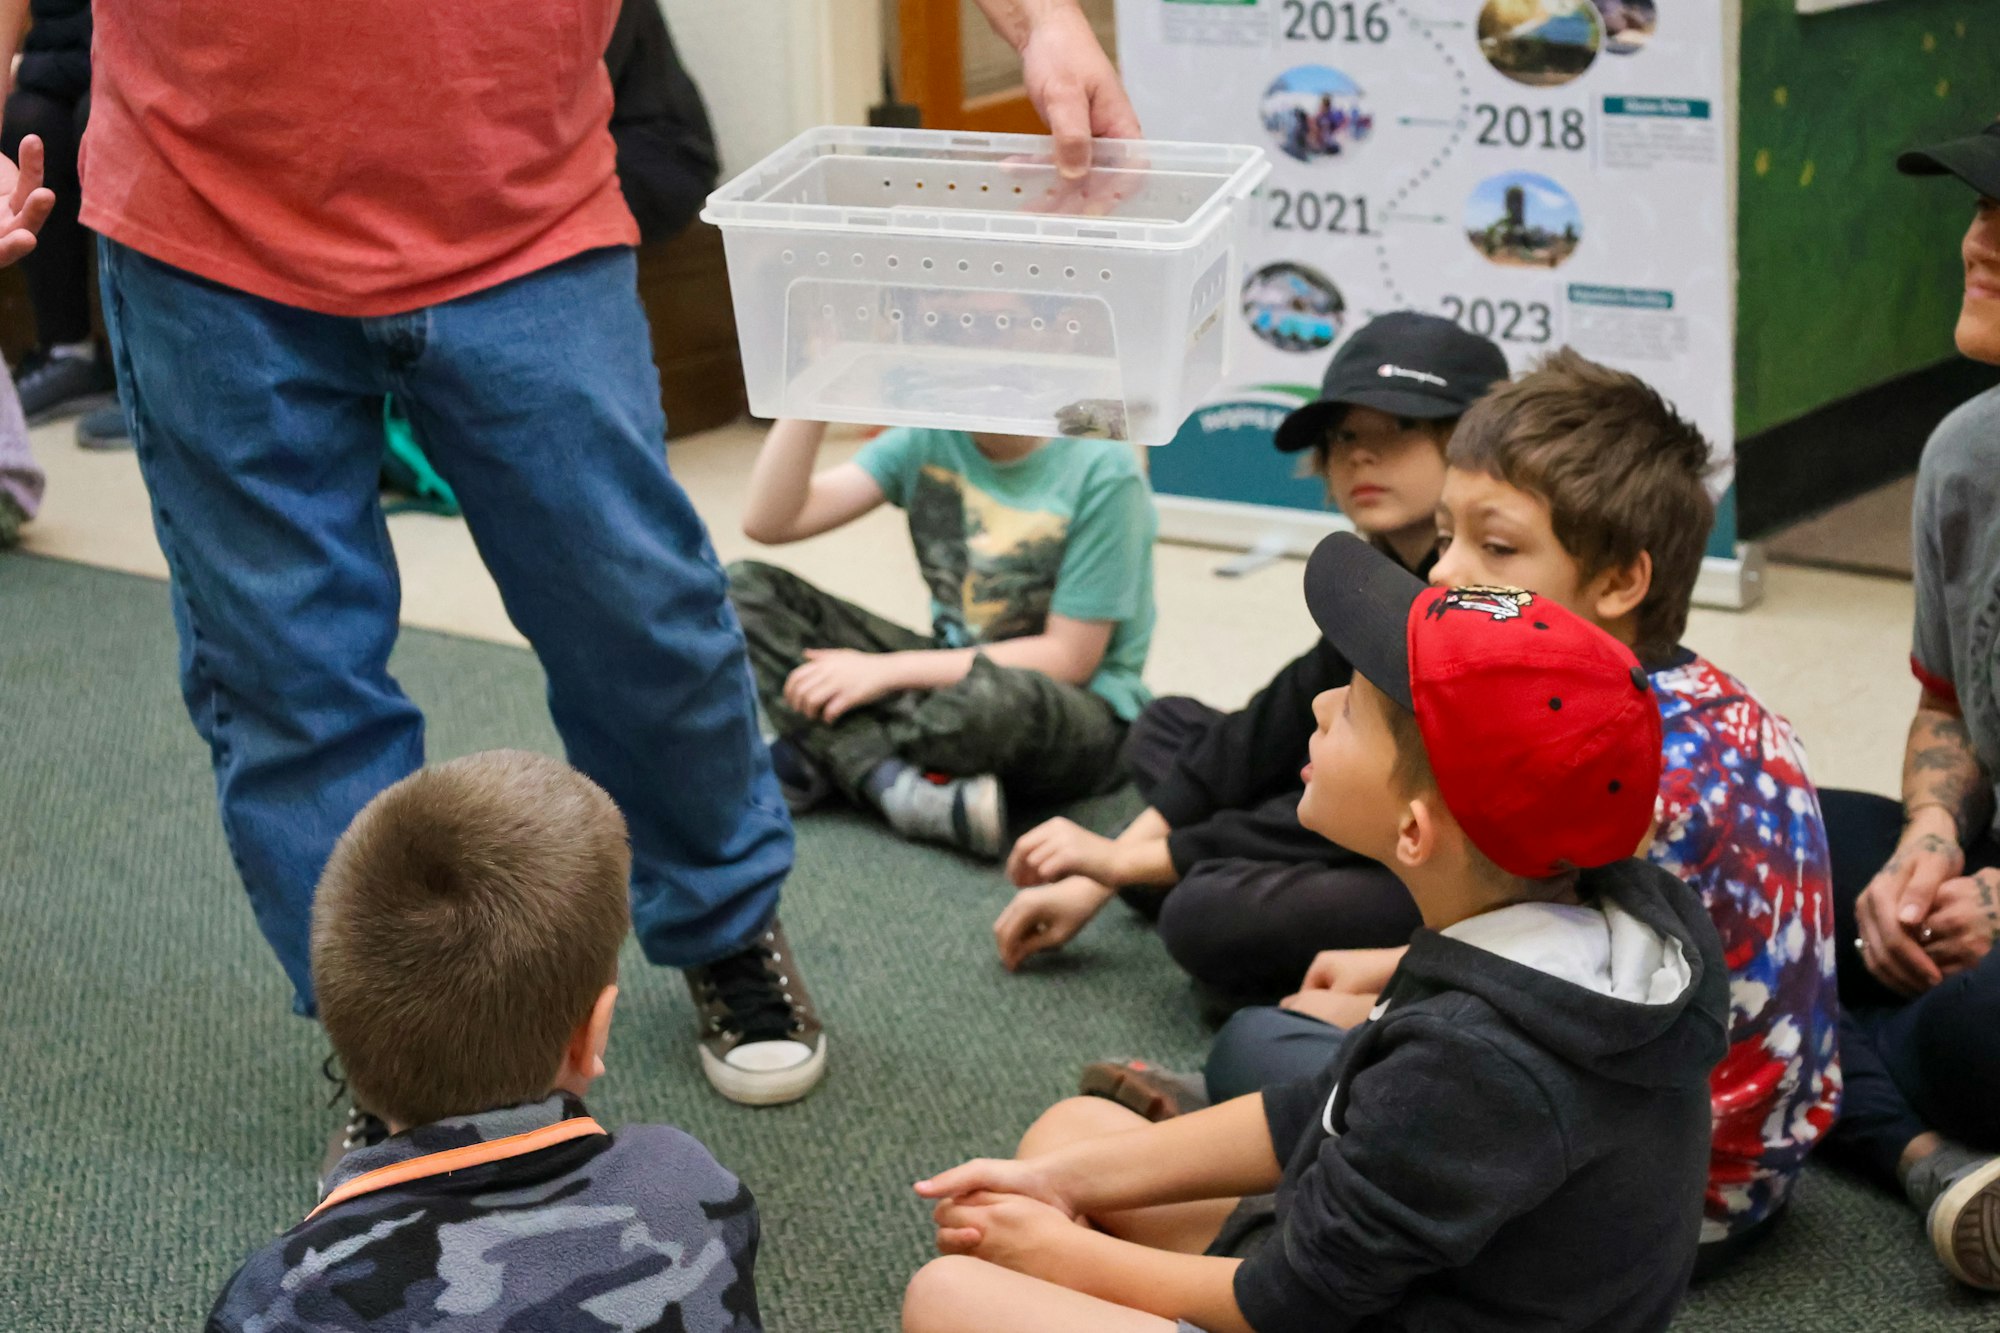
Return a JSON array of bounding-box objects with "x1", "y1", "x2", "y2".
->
[{"x1": 1154, "y1": 495, "x2": 1764, "y2": 613}]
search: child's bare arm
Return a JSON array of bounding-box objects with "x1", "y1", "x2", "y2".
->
[
  {"x1": 917, "y1": 1092, "x2": 1282, "y2": 1220},
  {"x1": 882, "y1": 613, "x2": 1113, "y2": 691},
  {"x1": 740, "y1": 419, "x2": 885, "y2": 544}
]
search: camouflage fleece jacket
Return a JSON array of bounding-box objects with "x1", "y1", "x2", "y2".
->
[{"x1": 206, "y1": 1093, "x2": 761, "y2": 1332}]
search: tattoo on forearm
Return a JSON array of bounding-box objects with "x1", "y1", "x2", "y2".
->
[
  {"x1": 1979, "y1": 873, "x2": 2000, "y2": 941},
  {"x1": 1905, "y1": 711, "x2": 1988, "y2": 833}
]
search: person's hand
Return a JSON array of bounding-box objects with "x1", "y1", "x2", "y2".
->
[
  {"x1": 1917, "y1": 867, "x2": 2000, "y2": 977},
  {"x1": 1015, "y1": 4, "x2": 1142, "y2": 179},
  {"x1": 915, "y1": 1156, "x2": 1078, "y2": 1220},
  {"x1": 993, "y1": 875, "x2": 1114, "y2": 970},
  {"x1": 0, "y1": 134, "x2": 53, "y2": 268},
  {"x1": 781, "y1": 649, "x2": 904, "y2": 722},
  {"x1": 1297, "y1": 946, "x2": 1407, "y2": 999},
  {"x1": 1006, "y1": 816, "x2": 1123, "y2": 888},
  {"x1": 1856, "y1": 816, "x2": 1964, "y2": 996},
  {"x1": 1278, "y1": 987, "x2": 1377, "y2": 1028},
  {"x1": 931, "y1": 1190, "x2": 1078, "y2": 1278}
]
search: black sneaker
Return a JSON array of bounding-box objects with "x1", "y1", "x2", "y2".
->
[
  {"x1": 14, "y1": 349, "x2": 115, "y2": 424},
  {"x1": 75, "y1": 403, "x2": 132, "y2": 451},
  {"x1": 684, "y1": 918, "x2": 827, "y2": 1106},
  {"x1": 318, "y1": 1056, "x2": 389, "y2": 1192}
]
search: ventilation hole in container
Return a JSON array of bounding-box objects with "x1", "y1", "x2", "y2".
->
[
  {"x1": 889, "y1": 309, "x2": 904, "y2": 322},
  {"x1": 960, "y1": 314, "x2": 974, "y2": 327},
  {"x1": 1031, "y1": 317, "x2": 1045, "y2": 330},
  {"x1": 996, "y1": 315, "x2": 1010, "y2": 328},
  {"x1": 1013, "y1": 185, "x2": 1023, "y2": 194},
  {"x1": 957, "y1": 259, "x2": 970, "y2": 272},
  {"x1": 1066, "y1": 320, "x2": 1080, "y2": 333},
  {"x1": 821, "y1": 305, "x2": 834, "y2": 317},
  {"x1": 947, "y1": 182, "x2": 957, "y2": 190},
  {"x1": 915, "y1": 181, "x2": 925, "y2": 189},
  {"x1": 887, "y1": 256, "x2": 900, "y2": 268},
  {"x1": 1063, "y1": 266, "x2": 1077, "y2": 279},
  {"x1": 852, "y1": 254, "x2": 864, "y2": 266},
  {"x1": 883, "y1": 179, "x2": 892, "y2": 188},
  {"x1": 782, "y1": 250, "x2": 795, "y2": 264},
  {"x1": 992, "y1": 262, "x2": 1005, "y2": 274},
  {"x1": 924, "y1": 312, "x2": 939, "y2": 325},
  {"x1": 817, "y1": 252, "x2": 830, "y2": 266},
  {"x1": 922, "y1": 258, "x2": 935, "y2": 270},
  {"x1": 1100, "y1": 269, "x2": 1112, "y2": 281},
  {"x1": 857, "y1": 307, "x2": 869, "y2": 320},
  {"x1": 980, "y1": 183, "x2": 991, "y2": 192},
  {"x1": 1027, "y1": 264, "x2": 1041, "y2": 276}
]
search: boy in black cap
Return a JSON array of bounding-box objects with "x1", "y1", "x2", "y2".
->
[
  {"x1": 906, "y1": 533, "x2": 1728, "y2": 1333},
  {"x1": 994, "y1": 313, "x2": 1508, "y2": 1016}
]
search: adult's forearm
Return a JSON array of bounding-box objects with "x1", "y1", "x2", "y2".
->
[
  {"x1": 1903, "y1": 702, "x2": 1993, "y2": 841},
  {"x1": 1048, "y1": 1093, "x2": 1282, "y2": 1217},
  {"x1": 969, "y1": 0, "x2": 1081, "y2": 51}
]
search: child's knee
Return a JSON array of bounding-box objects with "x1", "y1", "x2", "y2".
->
[
  {"x1": 903, "y1": 1255, "x2": 983, "y2": 1331},
  {"x1": 1018, "y1": 1094, "x2": 1149, "y2": 1157}
]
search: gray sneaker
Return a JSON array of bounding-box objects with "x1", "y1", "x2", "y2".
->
[
  {"x1": 684, "y1": 918, "x2": 827, "y2": 1106},
  {"x1": 876, "y1": 767, "x2": 1006, "y2": 860},
  {"x1": 15, "y1": 349, "x2": 114, "y2": 423},
  {"x1": 1928, "y1": 1153, "x2": 2000, "y2": 1289},
  {"x1": 76, "y1": 403, "x2": 132, "y2": 451}
]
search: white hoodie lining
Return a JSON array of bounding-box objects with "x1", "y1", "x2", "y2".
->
[{"x1": 1440, "y1": 900, "x2": 1691, "y2": 1006}]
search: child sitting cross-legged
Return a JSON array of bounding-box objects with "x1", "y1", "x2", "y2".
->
[
  {"x1": 729, "y1": 418, "x2": 1157, "y2": 860},
  {"x1": 903, "y1": 533, "x2": 1728, "y2": 1333},
  {"x1": 207, "y1": 750, "x2": 764, "y2": 1333}
]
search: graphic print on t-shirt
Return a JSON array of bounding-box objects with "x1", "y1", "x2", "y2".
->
[{"x1": 908, "y1": 463, "x2": 1068, "y2": 646}]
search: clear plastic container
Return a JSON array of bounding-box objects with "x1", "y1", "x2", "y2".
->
[{"x1": 701, "y1": 127, "x2": 1269, "y2": 446}]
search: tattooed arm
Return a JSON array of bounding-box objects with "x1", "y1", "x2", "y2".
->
[{"x1": 1856, "y1": 689, "x2": 1988, "y2": 995}]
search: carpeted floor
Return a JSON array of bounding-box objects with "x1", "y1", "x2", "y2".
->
[{"x1": 1, "y1": 552, "x2": 1993, "y2": 1331}]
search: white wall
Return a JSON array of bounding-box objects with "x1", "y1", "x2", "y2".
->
[{"x1": 660, "y1": 0, "x2": 883, "y2": 178}]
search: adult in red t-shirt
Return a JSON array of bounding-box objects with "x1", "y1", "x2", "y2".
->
[{"x1": 1, "y1": 0, "x2": 1135, "y2": 1161}]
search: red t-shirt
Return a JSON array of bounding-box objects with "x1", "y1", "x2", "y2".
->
[{"x1": 80, "y1": 0, "x2": 641, "y2": 317}]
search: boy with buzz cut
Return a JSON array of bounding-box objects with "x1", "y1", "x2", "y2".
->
[
  {"x1": 903, "y1": 532, "x2": 1729, "y2": 1333},
  {"x1": 1179, "y1": 349, "x2": 1840, "y2": 1278},
  {"x1": 207, "y1": 750, "x2": 764, "y2": 1333}
]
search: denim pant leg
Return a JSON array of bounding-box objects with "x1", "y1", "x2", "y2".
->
[
  {"x1": 98, "y1": 240, "x2": 421, "y2": 1013},
  {"x1": 1205, "y1": 1006, "x2": 1350, "y2": 1103},
  {"x1": 391, "y1": 247, "x2": 791, "y2": 969}
]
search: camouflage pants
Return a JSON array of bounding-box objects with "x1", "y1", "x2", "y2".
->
[
  {"x1": 727, "y1": 560, "x2": 1126, "y2": 807},
  {"x1": 0, "y1": 493, "x2": 24, "y2": 548}
]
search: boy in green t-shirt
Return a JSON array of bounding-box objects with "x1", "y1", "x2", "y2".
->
[{"x1": 728, "y1": 418, "x2": 1157, "y2": 859}]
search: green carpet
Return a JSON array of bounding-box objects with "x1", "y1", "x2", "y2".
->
[{"x1": 0, "y1": 552, "x2": 1992, "y2": 1331}]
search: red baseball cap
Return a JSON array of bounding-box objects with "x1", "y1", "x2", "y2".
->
[{"x1": 1303, "y1": 532, "x2": 1662, "y2": 878}]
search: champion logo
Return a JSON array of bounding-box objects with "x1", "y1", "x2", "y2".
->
[{"x1": 1377, "y1": 363, "x2": 1448, "y2": 387}]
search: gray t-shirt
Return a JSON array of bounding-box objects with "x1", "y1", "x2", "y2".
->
[{"x1": 1912, "y1": 383, "x2": 2000, "y2": 829}]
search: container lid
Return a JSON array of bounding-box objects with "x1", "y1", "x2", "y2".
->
[{"x1": 702, "y1": 126, "x2": 1268, "y2": 250}]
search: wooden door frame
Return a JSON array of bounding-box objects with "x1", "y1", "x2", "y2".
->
[{"x1": 896, "y1": 0, "x2": 1045, "y2": 133}]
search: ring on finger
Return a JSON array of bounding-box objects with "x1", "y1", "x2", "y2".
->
[
  {"x1": 1855, "y1": 936, "x2": 1868, "y2": 954},
  {"x1": 1920, "y1": 924, "x2": 1936, "y2": 944}
]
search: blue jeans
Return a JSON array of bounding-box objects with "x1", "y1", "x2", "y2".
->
[{"x1": 99, "y1": 240, "x2": 793, "y2": 1013}]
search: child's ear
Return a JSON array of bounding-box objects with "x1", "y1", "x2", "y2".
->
[
  {"x1": 557, "y1": 984, "x2": 619, "y2": 1095},
  {"x1": 1589, "y1": 550, "x2": 1652, "y2": 624},
  {"x1": 1394, "y1": 796, "x2": 1440, "y2": 870}
]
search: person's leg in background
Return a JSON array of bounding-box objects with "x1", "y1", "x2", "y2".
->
[
  {"x1": 392, "y1": 246, "x2": 820, "y2": 1104},
  {"x1": 1204, "y1": 1005, "x2": 1348, "y2": 1103},
  {"x1": 1121, "y1": 696, "x2": 1224, "y2": 797},
  {"x1": 96, "y1": 241, "x2": 422, "y2": 1015},
  {"x1": 3, "y1": 87, "x2": 113, "y2": 422}
]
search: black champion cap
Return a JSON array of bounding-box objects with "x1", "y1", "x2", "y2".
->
[
  {"x1": 1274, "y1": 311, "x2": 1510, "y2": 454},
  {"x1": 1897, "y1": 120, "x2": 2000, "y2": 199}
]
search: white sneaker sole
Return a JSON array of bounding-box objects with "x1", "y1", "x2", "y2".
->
[
  {"x1": 700, "y1": 1034, "x2": 828, "y2": 1107},
  {"x1": 1930, "y1": 1154, "x2": 2000, "y2": 1289},
  {"x1": 960, "y1": 776, "x2": 1007, "y2": 861}
]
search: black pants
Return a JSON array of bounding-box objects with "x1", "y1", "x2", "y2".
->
[
  {"x1": 1125, "y1": 698, "x2": 1421, "y2": 1005},
  {"x1": 1820, "y1": 788, "x2": 2000, "y2": 1188},
  {"x1": 1, "y1": 88, "x2": 92, "y2": 348}
]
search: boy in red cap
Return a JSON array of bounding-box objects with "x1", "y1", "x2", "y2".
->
[{"x1": 902, "y1": 532, "x2": 1729, "y2": 1333}]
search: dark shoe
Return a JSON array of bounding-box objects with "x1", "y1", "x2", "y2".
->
[
  {"x1": 1930, "y1": 1153, "x2": 2000, "y2": 1289},
  {"x1": 1078, "y1": 1059, "x2": 1211, "y2": 1122},
  {"x1": 684, "y1": 918, "x2": 827, "y2": 1106},
  {"x1": 15, "y1": 350, "x2": 115, "y2": 424},
  {"x1": 76, "y1": 404, "x2": 133, "y2": 451},
  {"x1": 318, "y1": 1056, "x2": 389, "y2": 1192},
  {"x1": 768, "y1": 737, "x2": 833, "y2": 814}
]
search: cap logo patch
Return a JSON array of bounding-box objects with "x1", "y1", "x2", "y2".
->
[
  {"x1": 1377, "y1": 363, "x2": 1448, "y2": 387},
  {"x1": 1427, "y1": 585, "x2": 1535, "y2": 622}
]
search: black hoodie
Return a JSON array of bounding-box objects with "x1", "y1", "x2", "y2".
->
[{"x1": 1234, "y1": 857, "x2": 1729, "y2": 1333}]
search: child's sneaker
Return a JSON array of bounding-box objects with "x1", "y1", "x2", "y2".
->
[
  {"x1": 1078, "y1": 1059, "x2": 1211, "y2": 1122},
  {"x1": 767, "y1": 736, "x2": 833, "y2": 813},
  {"x1": 871, "y1": 763, "x2": 1006, "y2": 860},
  {"x1": 685, "y1": 918, "x2": 827, "y2": 1106},
  {"x1": 1926, "y1": 1152, "x2": 2000, "y2": 1289}
]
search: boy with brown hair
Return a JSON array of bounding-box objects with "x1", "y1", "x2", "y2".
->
[
  {"x1": 207, "y1": 750, "x2": 765, "y2": 1333},
  {"x1": 904, "y1": 533, "x2": 1728, "y2": 1333},
  {"x1": 994, "y1": 313, "x2": 1506, "y2": 1000},
  {"x1": 1152, "y1": 349, "x2": 1839, "y2": 1278}
]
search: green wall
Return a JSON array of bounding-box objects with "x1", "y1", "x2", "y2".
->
[{"x1": 1736, "y1": 0, "x2": 1997, "y2": 437}]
